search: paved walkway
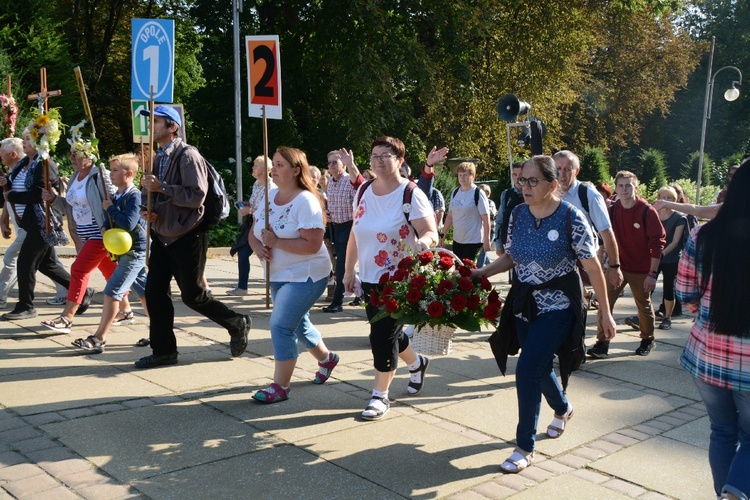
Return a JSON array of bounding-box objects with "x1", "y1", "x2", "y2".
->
[{"x1": 0, "y1": 250, "x2": 712, "y2": 499}]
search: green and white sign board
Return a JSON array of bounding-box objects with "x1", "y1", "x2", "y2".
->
[{"x1": 131, "y1": 100, "x2": 185, "y2": 143}]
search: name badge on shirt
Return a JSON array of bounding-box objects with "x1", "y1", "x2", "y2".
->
[
  {"x1": 548, "y1": 229, "x2": 559, "y2": 241},
  {"x1": 634, "y1": 223, "x2": 641, "y2": 229}
]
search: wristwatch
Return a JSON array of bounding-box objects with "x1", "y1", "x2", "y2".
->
[
  {"x1": 609, "y1": 263, "x2": 621, "y2": 269},
  {"x1": 160, "y1": 183, "x2": 168, "y2": 193}
]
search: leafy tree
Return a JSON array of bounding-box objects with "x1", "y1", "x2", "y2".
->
[
  {"x1": 580, "y1": 147, "x2": 610, "y2": 184},
  {"x1": 639, "y1": 148, "x2": 668, "y2": 189},
  {"x1": 681, "y1": 150, "x2": 713, "y2": 186}
]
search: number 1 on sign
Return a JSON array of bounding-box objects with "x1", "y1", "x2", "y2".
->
[{"x1": 143, "y1": 45, "x2": 159, "y2": 94}]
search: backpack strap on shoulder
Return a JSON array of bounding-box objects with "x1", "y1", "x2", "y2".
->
[
  {"x1": 402, "y1": 181, "x2": 417, "y2": 225},
  {"x1": 355, "y1": 179, "x2": 376, "y2": 206},
  {"x1": 474, "y1": 186, "x2": 480, "y2": 206},
  {"x1": 577, "y1": 183, "x2": 589, "y2": 214}
]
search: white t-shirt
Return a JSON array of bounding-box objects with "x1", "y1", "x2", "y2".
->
[
  {"x1": 253, "y1": 188, "x2": 331, "y2": 283},
  {"x1": 450, "y1": 186, "x2": 490, "y2": 244},
  {"x1": 66, "y1": 172, "x2": 101, "y2": 241},
  {"x1": 352, "y1": 180, "x2": 434, "y2": 284}
]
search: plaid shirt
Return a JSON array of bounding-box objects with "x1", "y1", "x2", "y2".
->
[
  {"x1": 326, "y1": 172, "x2": 363, "y2": 224},
  {"x1": 677, "y1": 226, "x2": 750, "y2": 391}
]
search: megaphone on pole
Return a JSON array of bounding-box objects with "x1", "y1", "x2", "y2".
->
[{"x1": 497, "y1": 93, "x2": 531, "y2": 122}]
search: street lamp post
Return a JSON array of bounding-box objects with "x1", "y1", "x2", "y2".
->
[{"x1": 696, "y1": 36, "x2": 743, "y2": 203}]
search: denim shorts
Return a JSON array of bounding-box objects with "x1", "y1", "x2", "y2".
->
[
  {"x1": 104, "y1": 250, "x2": 147, "y2": 301},
  {"x1": 269, "y1": 277, "x2": 328, "y2": 361}
]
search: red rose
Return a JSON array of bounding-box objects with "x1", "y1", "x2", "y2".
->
[
  {"x1": 427, "y1": 301, "x2": 444, "y2": 318},
  {"x1": 450, "y1": 294, "x2": 467, "y2": 311},
  {"x1": 438, "y1": 251, "x2": 452, "y2": 259},
  {"x1": 439, "y1": 279, "x2": 454, "y2": 291},
  {"x1": 382, "y1": 285, "x2": 395, "y2": 298},
  {"x1": 458, "y1": 277, "x2": 473, "y2": 292},
  {"x1": 411, "y1": 275, "x2": 427, "y2": 289},
  {"x1": 398, "y1": 255, "x2": 414, "y2": 269},
  {"x1": 457, "y1": 266, "x2": 472, "y2": 278},
  {"x1": 379, "y1": 273, "x2": 391, "y2": 285},
  {"x1": 467, "y1": 294, "x2": 481, "y2": 310},
  {"x1": 438, "y1": 256, "x2": 454, "y2": 270},
  {"x1": 462, "y1": 258, "x2": 476, "y2": 269},
  {"x1": 483, "y1": 304, "x2": 499, "y2": 321},
  {"x1": 406, "y1": 289, "x2": 422, "y2": 303},
  {"x1": 374, "y1": 250, "x2": 388, "y2": 267},
  {"x1": 385, "y1": 298, "x2": 399, "y2": 313},
  {"x1": 488, "y1": 290, "x2": 501, "y2": 305},
  {"x1": 418, "y1": 251, "x2": 434, "y2": 265},
  {"x1": 369, "y1": 290, "x2": 379, "y2": 306},
  {"x1": 481, "y1": 277, "x2": 492, "y2": 291},
  {"x1": 391, "y1": 268, "x2": 409, "y2": 281}
]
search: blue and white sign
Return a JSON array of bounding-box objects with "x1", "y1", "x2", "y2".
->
[{"x1": 131, "y1": 19, "x2": 174, "y2": 102}]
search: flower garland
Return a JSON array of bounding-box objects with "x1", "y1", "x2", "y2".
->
[
  {"x1": 370, "y1": 249, "x2": 502, "y2": 332},
  {"x1": 28, "y1": 107, "x2": 63, "y2": 160},
  {"x1": 0, "y1": 94, "x2": 18, "y2": 138},
  {"x1": 66, "y1": 119, "x2": 99, "y2": 163}
]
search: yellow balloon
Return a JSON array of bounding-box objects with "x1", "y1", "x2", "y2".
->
[{"x1": 103, "y1": 228, "x2": 132, "y2": 255}]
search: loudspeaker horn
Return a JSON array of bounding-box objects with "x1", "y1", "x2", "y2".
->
[{"x1": 497, "y1": 93, "x2": 531, "y2": 122}]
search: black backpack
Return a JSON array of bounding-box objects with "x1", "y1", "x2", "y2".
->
[
  {"x1": 172, "y1": 146, "x2": 230, "y2": 227},
  {"x1": 451, "y1": 186, "x2": 481, "y2": 207}
]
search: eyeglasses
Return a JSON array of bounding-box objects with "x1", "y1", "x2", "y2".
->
[
  {"x1": 517, "y1": 177, "x2": 546, "y2": 187},
  {"x1": 327, "y1": 160, "x2": 340, "y2": 166},
  {"x1": 370, "y1": 153, "x2": 399, "y2": 162}
]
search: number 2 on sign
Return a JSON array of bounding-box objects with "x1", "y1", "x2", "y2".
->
[{"x1": 253, "y1": 45, "x2": 275, "y2": 98}]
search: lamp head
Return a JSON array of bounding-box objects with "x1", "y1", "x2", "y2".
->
[{"x1": 725, "y1": 83, "x2": 740, "y2": 102}]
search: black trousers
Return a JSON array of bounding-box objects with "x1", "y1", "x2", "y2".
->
[
  {"x1": 15, "y1": 227, "x2": 71, "y2": 312},
  {"x1": 146, "y1": 227, "x2": 245, "y2": 356},
  {"x1": 330, "y1": 220, "x2": 353, "y2": 306}
]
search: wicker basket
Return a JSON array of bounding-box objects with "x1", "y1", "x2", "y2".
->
[{"x1": 411, "y1": 324, "x2": 457, "y2": 356}]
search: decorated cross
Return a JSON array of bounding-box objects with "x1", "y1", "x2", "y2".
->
[{"x1": 27, "y1": 68, "x2": 61, "y2": 114}]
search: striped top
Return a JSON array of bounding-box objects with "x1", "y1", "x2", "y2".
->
[
  {"x1": 677, "y1": 226, "x2": 750, "y2": 391},
  {"x1": 10, "y1": 168, "x2": 28, "y2": 221}
]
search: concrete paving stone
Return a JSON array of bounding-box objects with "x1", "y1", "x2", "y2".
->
[
  {"x1": 26, "y1": 446, "x2": 92, "y2": 477},
  {"x1": 0, "y1": 337, "x2": 104, "y2": 377},
  {"x1": 603, "y1": 478, "x2": 647, "y2": 497},
  {"x1": 642, "y1": 388, "x2": 669, "y2": 398},
  {"x1": 462, "y1": 429, "x2": 494, "y2": 443},
  {"x1": 509, "y1": 474, "x2": 631, "y2": 498},
  {"x1": 534, "y1": 459, "x2": 574, "y2": 475},
  {"x1": 590, "y1": 436, "x2": 712, "y2": 499},
  {"x1": 120, "y1": 399, "x2": 154, "y2": 410},
  {"x1": 617, "y1": 382, "x2": 646, "y2": 391},
  {"x1": 554, "y1": 453, "x2": 590, "y2": 469},
  {"x1": 572, "y1": 446, "x2": 608, "y2": 461},
  {"x1": 570, "y1": 468, "x2": 610, "y2": 484},
  {"x1": 22, "y1": 413, "x2": 66, "y2": 427},
  {"x1": 667, "y1": 410, "x2": 698, "y2": 422},
  {"x1": 470, "y1": 481, "x2": 518, "y2": 499},
  {"x1": 90, "y1": 403, "x2": 128, "y2": 414},
  {"x1": 686, "y1": 403, "x2": 707, "y2": 414},
  {"x1": 603, "y1": 433, "x2": 640, "y2": 447},
  {"x1": 58, "y1": 469, "x2": 113, "y2": 489},
  {"x1": 13, "y1": 436, "x2": 61, "y2": 454},
  {"x1": 638, "y1": 492, "x2": 671, "y2": 500},
  {"x1": 43, "y1": 400, "x2": 280, "y2": 482},
  {"x1": 587, "y1": 440, "x2": 623, "y2": 454},
  {"x1": 297, "y1": 415, "x2": 510, "y2": 498},
  {"x1": 0, "y1": 365, "x2": 169, "y2": 416},
  {"x1": 517, "y1": 464, "x2": 555, "y2": 483},
  {"x1": 59, "y1": 408, "x2": 97, "y2": 420},
  {"x1": 147, "y1": 395, "x2": 182, "y2": 405},
  {"x1": 653, "y1": 415, "x2": 686, "y2": 427},
  {"x1": 3, "y1": 472, "x2": 61, "y2": 498},
  {"x1": 642, "y1": 420, "x2": 674, "y2": 432},
  {"x1": 445, "y1": 490, "x2": 488, "y2": 500},
  {"x1": 0, "y1": 451, "x2": 27, "y2": 468},
  {"x1": 661, "y1": 416, "x2": 709, "y2": 449},
  {"x1": 436, "y1": 421, "x2": 467, "y2": 433},
  {"x1": 630, "y1": 424, "x2": 662, "y2": 436},
  {"x1": 495, "y1": 473, "x2": 538, "y2": 491},
  {"x1": 0, "y1": 417, "x2": 25, "y2": 433},
  {"x1": 77, "y1": 482, "x2": 141, "y2": 500},
  {"x1": 23, "y1": 485, "x2": 80, "y2": 500},
  {"x1": 412, "y1": 413, "x2": 444, "y2": 425},
  {"x1": 0, "y1": 426, "x2": 42, "y2": 445},
  {"x1": 617, "y1": 429, "x2": 651, "y2": 440},
  {"x1": 663, "y1": 395, "x2": 696, "y2": 408},
  {"x1": 132, "y1": 445, "x2": 400, "y2": 499},
  {"x1": 0, "y1": 463, "x2": 44, "y2": 481},
  {"x1": 588, "y1": 360, "x2": 700, "y2": 400}
]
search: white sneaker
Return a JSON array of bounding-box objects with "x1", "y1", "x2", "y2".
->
[
  {"x1": 226, "y1": 288, "x2": 248, "y2": 296},
  {"x1": 46, "y1": 296, "x2": 67, "y2": 306}
]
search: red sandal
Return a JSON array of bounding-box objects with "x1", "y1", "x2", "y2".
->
[
  {"x1": 313, "y1": 352, "x2": 340, "y2": 384},
  {"x1": 252, "y1": 383, "x2": 290, "y2": 404}
]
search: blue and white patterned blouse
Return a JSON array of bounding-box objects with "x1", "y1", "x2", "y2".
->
[{"x1": 506, "y1": 201, "x2": 596, "y2": 316}]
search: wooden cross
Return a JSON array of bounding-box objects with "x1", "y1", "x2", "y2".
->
[
  {"x1": 27, "y1": 68, "x2": 61, "y2": 114},
  {"x1": 27, "y1": 68, "x2": 62, "y2": 233}
]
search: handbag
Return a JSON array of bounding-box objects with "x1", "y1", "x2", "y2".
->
[{"x1": 33, "y1": 203, "x2": 70, "y2": 247}]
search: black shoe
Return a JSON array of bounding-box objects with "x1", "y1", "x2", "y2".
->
[
  {"x1": 586, "y1": 341, "x2": 609, "y2": 359},
  {"x1": 230, "y1": 315, "x2": 251, "y2": 357},
  {"x1": 322, "y1": 304, "x2": 343, "y2": 313},
  {"x1": 134, "y1": 352, "x2": 178, "y2": 368},
  {"x1": 349, "y1": 297, "x2": 362, "y2": 307},
  {"x1": 407, "y1": 355, "x2": 430, "y2": 395},
  {"x1": 635, "y1": 339, "x2": 655, "y2": 356},
  {"x1": 624, "y1": 316, "x2": 640, "y2": 331},
  {"x1": 658, "y1": 318, "x2": 672, "y2": 330},
  {"x1": 76, "y1": 287, "x2": 95, "y2": 316},
  {"x1": 1, "y1": 308, "x2": 38, "y2": 320}
]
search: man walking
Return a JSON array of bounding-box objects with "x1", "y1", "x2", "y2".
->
[
  {"x1": 553, "y1": 150, "x2": 623, "y2": 289},
  {"x1": 587, "y1": 171, "x2": 665, "y2": 358},
  {"x1": 493, "y1": 161, "x2": 524, "y2": 257},
  {"x1": 137, "y1": 106, "x2": 250, "y2": 367},
  {"x1": 321, "y1": 148, "x2": 363, "y2": 313}
]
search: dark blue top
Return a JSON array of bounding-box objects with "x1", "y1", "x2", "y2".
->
[
  {"x1": 506, "y1": 200, "x2": 596, "y2": 315},
  {"x1": 104, "y1": 186, "x2": 147, "y2": 252}
]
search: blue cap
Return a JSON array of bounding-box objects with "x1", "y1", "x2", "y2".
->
[{"x1": 140, "y1": 105, "x2": 181, "y2": 128}]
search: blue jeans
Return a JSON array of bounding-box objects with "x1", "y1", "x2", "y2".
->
[
  {"x1": 104, "y1": 250, "x2": 147, "y2": 301},
  {"x1": 514, "y1": 308, "x2": 574, "y2": 453},
  {"x1": 236, "y1": 245, "x2": 253, "y2": 290},
  {"x1": 269, "y1": 277, "x2": 327, "y2": 361},
  {"x1": 693, "y1": 377, "x2": 750, "y2": 498}
]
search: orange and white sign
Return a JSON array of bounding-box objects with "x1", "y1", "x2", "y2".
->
[{"x1": 246, "y1": 35, "x2": 282, "y2": 120}]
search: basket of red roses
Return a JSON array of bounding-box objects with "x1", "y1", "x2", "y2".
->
[{"x1": 369, "y1": 248, "x2": 502, "y2": 355}]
